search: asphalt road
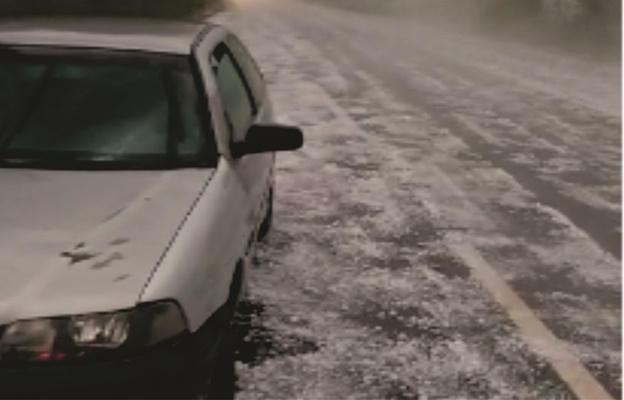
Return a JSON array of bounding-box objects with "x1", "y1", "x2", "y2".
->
[{"x1": 214, "y1": 1, "x2": 621, "y2": 398}]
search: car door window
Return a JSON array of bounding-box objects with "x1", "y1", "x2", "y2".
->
[
  {"x1": 212, "y1": 43, "x2": 255, "y2": 143},
  {"x1": 226, "y1": 35, "x2": 264, "y2": 107}
]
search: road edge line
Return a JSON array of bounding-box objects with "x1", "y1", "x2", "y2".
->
[{"x1": 446, "y1": 237, "x2": 613, "y2": 400}]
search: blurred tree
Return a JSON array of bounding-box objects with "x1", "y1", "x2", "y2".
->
[{"x1": 0, "y1": 0, "x2": 215, "y2": 18}]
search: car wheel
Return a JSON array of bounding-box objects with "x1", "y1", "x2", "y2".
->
[
  {"x1": 257, "y1": 187, "x2": 273, "y2": 241},
  {"x1": 189, "y1": 265, "x2": 243, "y2": 399},
  {"x1": 189, "y1": 326, "x2": 236, "y2": 400},
  {"x1": 191, "y1": 333, "x2": 236, "y2": 400}
]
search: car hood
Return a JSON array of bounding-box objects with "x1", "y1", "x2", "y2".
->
[{"x1": 0, "y1": 168, "x2": 214, "y2": 325}]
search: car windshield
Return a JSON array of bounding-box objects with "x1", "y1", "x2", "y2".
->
[{"x1": 0, "y1": 46, "x2": 215, "y2": 170}]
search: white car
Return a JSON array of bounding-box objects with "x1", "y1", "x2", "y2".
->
[{"x1": 0, "y1": 18, "x2": 303, "y2": 398}]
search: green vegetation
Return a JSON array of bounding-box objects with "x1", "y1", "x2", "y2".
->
[
  {"x1": 484, "y1": 0, "x2": 620, "y2": 29},
  {"x1": 314, "y1": 0, "x2": 620, "y2": 53},
  {"x1": 0, "y1": 0, "x2": 221, "y2": 18},
  {"x1": 481, "y1": 0, "x2": 620, "y2": 51}
]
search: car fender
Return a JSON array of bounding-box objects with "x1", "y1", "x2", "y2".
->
[{"x1": 139, "y1": 159, "x2": 249, "y2": 332}]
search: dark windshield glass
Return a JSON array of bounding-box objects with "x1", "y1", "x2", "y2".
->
[{"x1": 0, "y1": 47, "x2": 215, "y2": 170}]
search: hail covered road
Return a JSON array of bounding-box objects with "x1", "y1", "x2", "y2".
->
[{"x1": 213, "y1": 0, "x2": 621, "y2": 398}]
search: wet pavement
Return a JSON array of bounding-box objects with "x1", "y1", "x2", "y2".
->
[{"x1": 214, "y1": 1, "x2": 621, "y2": 398}]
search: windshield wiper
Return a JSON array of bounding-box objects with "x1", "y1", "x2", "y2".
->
[{"x1": 0, "y1": 151, "x2": 168, "y2": 170}]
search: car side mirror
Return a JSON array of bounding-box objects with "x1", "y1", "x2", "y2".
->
[{"x1": 231, "y1": 124, "x2": 304, "y2": 158}]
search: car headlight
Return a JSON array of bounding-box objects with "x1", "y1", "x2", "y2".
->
[
  {"x1": 0, "y1": 301, "x2": 187, "y2": 363},
  {"x1": 70, "y1": 311, "x2": 131, "y2": 349}
]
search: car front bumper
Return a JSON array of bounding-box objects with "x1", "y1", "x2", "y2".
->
[{"x1": 0, "y1": 309, "x2": 227, "y2": 399}]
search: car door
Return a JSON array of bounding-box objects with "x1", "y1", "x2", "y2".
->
[
  {"x1": 139, "y1": 36, "x2": 253, "y2": 329},
  {"x1": 223, "y1": 34, "x2": 276, "y2": 233},
  {"x1": 210, "y1": 41, "x2": 273, "y2": 242}
]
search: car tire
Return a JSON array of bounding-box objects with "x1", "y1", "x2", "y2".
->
[
  {"x1": 257, "y1": 187, "x2": 273, "y2": 242},
  {"x1": 189, "y1": 321, "x2": 236, "y2": 400},
  {"x1": 190, "y1": 264, "x2": 243, "y2": 399},
  {"x1": 205, "y1": 334, "x2": 236, "y2": 400}
]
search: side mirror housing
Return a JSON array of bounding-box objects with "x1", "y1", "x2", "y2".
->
[{"x1": 231, "y1": 124, "x2": 304, "y2": 158}]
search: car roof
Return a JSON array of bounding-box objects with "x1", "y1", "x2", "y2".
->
[{"x1": 0, "y1": 18, "x2": 216, "y2": 54}]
